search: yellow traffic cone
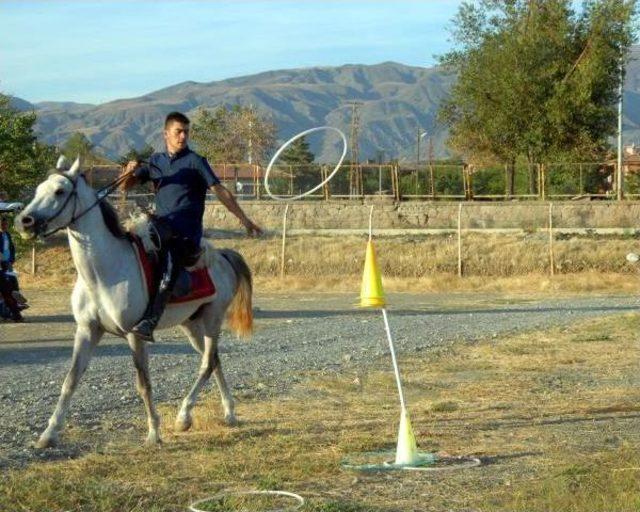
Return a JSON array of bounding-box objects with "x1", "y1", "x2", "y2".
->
[
  {"x1": 359, "y1": 240, "x2": 385, "y2": 308},
  {"x1": 395, "y1": 408, "x2": 419, "y2": 465}
]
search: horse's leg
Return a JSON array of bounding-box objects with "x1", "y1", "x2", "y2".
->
[
  {"x1": 203, "y1": 307, "x2": 236, "y2": 426},
  {"x1": 126, "y1": 334, "x2": 161, "y2": 445},
  {"x1": 36, "y1": 323, "x2": 103, "y2": 448},
  {"x1": 174, "y1": 317, "x2": 207, "y2": 432}
]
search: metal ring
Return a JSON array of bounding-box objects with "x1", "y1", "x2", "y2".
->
[
  {"x1": 264, "y1": 126, "x2": 348, "y2": 201},
  {"x1": 189, "y1": 490, "x2": 305, "y2": 512}
]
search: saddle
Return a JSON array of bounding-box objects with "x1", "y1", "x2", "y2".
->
[{"x1": 128, "y1": 232, "x2": 216, "y2": 305}]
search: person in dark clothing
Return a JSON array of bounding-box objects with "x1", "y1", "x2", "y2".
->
[
  {"x1": 0, "y1": 216, "x2": 27, "y2": 307},
  {"x1": 0, "y1": 268, "x2": 23, "y2": 322},
  {"x1": 122, "y1": 111, "x2": 262, "y2": 341},
  {"x1": 0, "y1": 216, "x2": 16, "y2": 272}
]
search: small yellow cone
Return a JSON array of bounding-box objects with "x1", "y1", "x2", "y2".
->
[
  {"x1": 359, "y1": 240, "x2": 385, "y2": 308},
  {"x1": 395, "y1": 409, "x2": 419, "y2": 465}
]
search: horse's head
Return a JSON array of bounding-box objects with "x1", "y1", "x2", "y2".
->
[{"x1": 15, "y1": 155, "x2": 84, "y2": 239}]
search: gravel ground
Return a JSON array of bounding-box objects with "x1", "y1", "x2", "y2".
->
[{"x1": 0, "y1": 290, "x2": 638, "y2": 468}]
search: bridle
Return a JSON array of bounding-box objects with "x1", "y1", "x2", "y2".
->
[{"x1": 38, "y1": 170, "x2": 134, "y2": 238}]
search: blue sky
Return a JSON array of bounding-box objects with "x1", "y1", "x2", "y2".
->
[{"x1": 2, "y1": 0, "x2": 461, "y2": 104}]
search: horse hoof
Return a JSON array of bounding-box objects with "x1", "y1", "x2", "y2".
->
[
  {"x1": 144, "y1": 433, "x2": 162, "y2": 447},
  {"x1": 224, "y1": 414, "x2": 238, "y2": 427},
  {"x1": 35, "y1": 435, "x2": 57, "y2": 449},
  {"x1": 174, "y1": 417, "x2": 192, "y2": 432}
]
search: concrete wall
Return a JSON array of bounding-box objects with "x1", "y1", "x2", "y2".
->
[{"x1": 201, "y1": 199, "x2": 640, "y2": 232}]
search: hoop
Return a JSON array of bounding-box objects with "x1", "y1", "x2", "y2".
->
[
  {"x1": 189, "y1": 490, "x2": 304, "y2": 512},
  {"x1": 264, "y1": 126, "x2": 348, "y2": 201}
]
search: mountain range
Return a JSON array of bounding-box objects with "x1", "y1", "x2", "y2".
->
[{"x1": 11, "y1": 48, "x2": 640, "y2": 163}]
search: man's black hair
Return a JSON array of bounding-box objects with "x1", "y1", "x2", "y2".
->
[{"x1": 164, "y1": 112, "x2": 190, "y2": 128}]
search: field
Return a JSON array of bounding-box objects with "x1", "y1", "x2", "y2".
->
[
  {"x1": 1, "y1": 233, "x2": 640, "y2": 511},
  {"x1": 1, "y1": 289, "x2": 639, "y2": 511}
]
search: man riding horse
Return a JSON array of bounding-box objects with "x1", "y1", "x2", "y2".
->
[{"x1": 123, "y1": 111, "x2": 262, "y2": 341}]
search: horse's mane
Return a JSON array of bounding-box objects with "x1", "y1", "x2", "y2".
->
[{"x1": 98, "y1": 200, "x2": 127, "y2": 239}]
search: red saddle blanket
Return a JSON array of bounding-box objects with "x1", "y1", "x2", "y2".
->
[{"x1": 130, "y1": 236, "x2": 215, "y2": 304}]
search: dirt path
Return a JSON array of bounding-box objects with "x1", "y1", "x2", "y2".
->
[{"x1": 0, "y1": 289, "x2": 637, "y2": 467}]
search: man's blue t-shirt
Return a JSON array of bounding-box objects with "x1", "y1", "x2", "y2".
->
[{"x1": 135, "y1": 147, "x2": 220, "y2": 244}]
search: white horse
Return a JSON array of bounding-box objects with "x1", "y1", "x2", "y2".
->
[{"x1": 15, "y1": 157, "x2": 253, "y2": 448}]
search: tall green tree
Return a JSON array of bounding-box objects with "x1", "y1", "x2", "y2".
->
[
  {"x1": 279, "y1": 136, "x2": 318, "y2": 192},
  {"x1": 62, "y1": 132, "x2": 96, "y2": 163},
  {"x1": 118, "y1": 144, "x2": 155, "y2": 165},
  {"x1": 439, "y1": 0, "x2": 637, "y2": 195},
  {"x1": 191, "y1": 105, "x2": 276, "y2": 164},
  {"x1": 0, "y1": 94, "x2": 56, "y2": 199}
]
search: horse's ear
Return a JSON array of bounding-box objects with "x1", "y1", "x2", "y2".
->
[
  {"x1": 67, "y1": 157, "x2": 81, "y2": 178},
  {"x1": 55, "y1": 155, "x2": 69, "y2": 171}
]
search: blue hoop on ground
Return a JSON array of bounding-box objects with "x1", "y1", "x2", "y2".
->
[
  {"x1": 189, "y1": 489, "x2": 304, "y2": 512},
  {"x1": 264, "y1": 126, "x2": 348, "y2": 201},
  {"x1": 340, "y1": 450, "x2": 481, "y2": 472}
]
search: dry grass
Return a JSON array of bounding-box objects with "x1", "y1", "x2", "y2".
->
[
  {"x1": 16, "y1": 233, "x2": 640, "y2": 295},
  {"x1": 1, "y1": 314, "x2": 639, "y2": 511}
]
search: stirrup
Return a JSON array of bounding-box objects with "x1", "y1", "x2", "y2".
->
[{"x1": 131, "y1": 320, "x2": 157, "y2": 342}]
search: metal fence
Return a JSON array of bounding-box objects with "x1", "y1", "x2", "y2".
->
[{"x1": 85, "y1": 161, "x2": 639, "y2": 201}]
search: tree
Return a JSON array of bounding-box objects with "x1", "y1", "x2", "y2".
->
[
  {"x1": 279, "y1": 136, "x2": 318, "y2": 193},
  {"x1": 439, "y1": 0, "x2": 637, "y2": 195},
  {"x1": 118, "y1": 144, "x2": 155, "y2": 165},
  {"x1": 0, "y1": 94, "x2": 56, "y2": 200},
  {"x1": 191, "y1": 105, "x2": 276, "y2": 164},
  {"x1": 62, "y1": 132, "x2": 96, "y2": 163}
]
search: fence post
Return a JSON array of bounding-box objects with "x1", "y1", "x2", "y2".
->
[
  {"x1": 394, "y1": 165, "x2": 401, "y2": 201},
  {"x1": 31, "y1": 245, "x2": 36, "y2": 275},
  {"x1": 457, "y1": 203, "x2": 463, "y2": 277},
  {"x1": 255, "y1": 164, "x2": 261, "y2": 200},
  {"x1": 541, "y1": 164, "x2": 546, "y2": 201},
  {"x1": 390, "y1": 166, "x2": 396, "y2": 200},
  {"x1": 289, "y1": 165, "x2": 293, "y2": 196},
  {"x1": 548, "y1": 202, "x2": 555, "y2": 276},
  {"x1": 579, "y1": 164, "x2": 583, "y2": 195},
  {"x1": 430, "y1": 162, "x2": 436, "y2": 199},
  {"x1": 280, "y1": 204, "x2": 290, "y2": 279}
]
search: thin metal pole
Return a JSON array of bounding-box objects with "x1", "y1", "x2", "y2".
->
[
  {"x1": 368, "y1": 205, "x2": 374, "y2": 241},
  {"x1": 548, "y1": 202, "x2": 555, "y2": 276},
  {"x1": 280, "y1": 204, "x2": 289, "y2": 278},
  {"x1": 381, "y1": 308, "x2": 407, "y2": 413},
  {"x1": 457, "y1": 203, "x2": 463, "y2": 277},
  {"x1": 617, "y1": 55, "x2": 624, "y2": 201}
]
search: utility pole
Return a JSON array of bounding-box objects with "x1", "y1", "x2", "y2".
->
[
  {"x1": 416, "y1": 129, "x2": 428, "y2": 168},
  {"x1": 347, "y1": 101, "x2": 363, "y2": 198},
  {"x1": 617, "y1": 55, "x2": 624, "y2": 200}
]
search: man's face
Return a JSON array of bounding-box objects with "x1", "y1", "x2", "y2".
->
[
  {"x1": 1, "y1": 220, "x2": 7, "y2": 232},
  {"x1": 164, "y1": 121, "x2": 189, "y2": 154}
]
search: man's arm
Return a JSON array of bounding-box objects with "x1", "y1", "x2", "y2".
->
[{"x1": 211, "y1": 184, "x2": 263, "y2": 237}]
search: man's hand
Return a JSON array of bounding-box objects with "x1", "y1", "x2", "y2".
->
[
  {"x1": 119, "y1": 161, "x2": 140, "y2": 191},
  {"x1": 243, "y1": 219, "x2": 263, "y2": 238},
  {"x1": 124, "y1": 160, "x2": 139, "y2": 174}
]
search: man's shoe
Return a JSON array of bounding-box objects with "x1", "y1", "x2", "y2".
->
[
  {"x1": 12, "y1": 291, "x2": 27, "y2": 305},
  {"x1": 131, "y1": 319, "x2": 156, "y2": 342},
  {"x1": 12, "y1": 313, "x2": 24, "y2": 323}
]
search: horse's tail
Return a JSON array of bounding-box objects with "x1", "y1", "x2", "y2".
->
[{"x1": 219, "y1": 249, "x2": 253, "y2": 338}]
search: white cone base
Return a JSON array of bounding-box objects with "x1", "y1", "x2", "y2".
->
[{"x1": 341, "y1": 450, "x2": 481, "y2": 472}]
